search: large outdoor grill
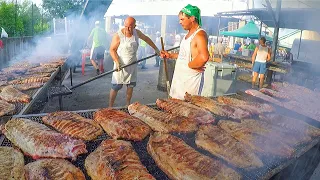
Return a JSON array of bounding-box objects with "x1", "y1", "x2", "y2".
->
[
  {"x1": 0, "y1": 57, "x2": 70, "y2": 124},
  {"x1": 1, "y1": 93, "x2": 320, "y2": 180}
]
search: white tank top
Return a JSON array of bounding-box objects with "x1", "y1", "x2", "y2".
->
[
  {"x1": 255, "y1": 45, "x2": 269, "y2": 63},
  {"x1": 170, "y1": 28, "x2": 205, "y2": 100},
  {"x1": 111, "y1": 29, "x2": 139, "y2": 84}
]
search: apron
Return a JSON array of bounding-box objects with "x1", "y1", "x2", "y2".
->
[
  {"x1": 170, "y1": 28, "x2": 205, "y2": 100},
  {"x1": 111, "y1": 29, "x2": 139, "y2": 84}
]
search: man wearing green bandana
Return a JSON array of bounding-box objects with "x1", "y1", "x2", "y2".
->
[{"x1": 160, "y1": 4, "x2": 209, "y2": 100}]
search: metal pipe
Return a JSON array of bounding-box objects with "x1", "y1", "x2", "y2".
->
[
  {"x1": 217, "y1": 16, "x2": 221, "y2": 43},
  {"x1": 70, "y1": 46, "x2": 180, "y2": 90},
  {"x1": 297, "y1": 30, "x2": 303, "y2": 59}
]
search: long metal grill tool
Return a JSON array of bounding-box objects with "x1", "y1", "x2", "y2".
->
[{"x1": 70, "y1": 46, "x2": 180, "y2": 90}]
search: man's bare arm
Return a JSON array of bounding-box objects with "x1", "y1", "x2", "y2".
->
[
  {"x1": 252, "y1": 47, "x2": 258, "y2": 63},
  {"x1": 109, "y1": 34, "x2": 121, "y2": 71},
  {"x1": 109, "y1": 34, "x2": 120, "y2": 61},
  {"x1": 188, "y1": 31, "x2": 209, "y2": 69},
  {"x1": 136, "y1": 30, "x2": 160, "y2": 55},
  {"x1": 160, "y1": 51, "x2": 179, "y2": 60}
]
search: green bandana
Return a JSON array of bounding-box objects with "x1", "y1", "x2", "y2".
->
[{"x1": 181, "y1": 4, "x2": 202, "y2": 26}]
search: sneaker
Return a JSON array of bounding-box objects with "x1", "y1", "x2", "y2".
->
[
  {"x1": 141, "y1": 66, "x2": 148, "y2": 69},
  {"x1": 96, "y1": 69, "x2": 100, "y2": 75}
]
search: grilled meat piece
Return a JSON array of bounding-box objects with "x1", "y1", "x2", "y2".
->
[
  {"x1": 245, "y1": 89, "x2": 282, "y2": 105},
  {"x1": 94, "y1": 108, "x2": 151, "y2": 141},
  {"x1": 85, "y1": 139, "x2": 155, "y2": 180},
  {"x1": 0, "y1": 99, "x2": 15, "y2": 116},
  {"x1": 25, "y1": 159, "x2": 85, "y2": 180},
  {"x1": 259, "y1": 88, "x2": 290, "y2": 100},
  {"x1": 0, "y1": 147, "x2": 25, "y2": 180},
  {"x1": 260, "y1": 114, "x2": 320, "y2": 137},
  {"x1": 148, "y1": 133, "x2": 241, "y2": 180},
  {"x1": 128, "y1": 102, "x2": 198, "y2": 133},
  {"x1": 1, "y1": 67, "x2": 27, "y2": 74},
  {"x1": 196, "y1": 125, "x2": 263, "y2": 169},
  {"x1": 241, "y1": 119, "x2": 311, "y2": 146},
  {"x1": 3, "y1": 118, "x2": 87, "y2": 160},
  {"x1": 27, "y1": 67, "x2": 57, "y2": 74},
  {"x1": 13, "y1": 82, "x2": 45, "y2": 91},
  {"x1": 156, "y1": 98, "x2": 215, "y2": 124},
  {"x1": 43, "y1": 111, "x2": 103, "y2": 141},
  {"x1": 0, "y1": 80, "x2": 7, "y2": 86},
  {"x1": 217, "y1": 96, "x2": 274, "y2": 114},
  {"x1": 0, "y1": 86, "x2": 31, "y2": 103},
  {"x1": 8, "y1": 76, "x2": 50, "y2": 85},
  {"x1": 218, "y1": 120, "x2": 294, "y2": 157},
  {"x1": 184, "y1": 93, "x2": 251, "y2": 119}
]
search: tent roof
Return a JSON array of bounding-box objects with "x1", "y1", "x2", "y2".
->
[
  {"x1": 216, "y1": 8, "x2": 320, "y2": 32},
  {"x1": 104, "y1": 0, "x2": 247, "y2": 17},
  {"x1": 220, "y1": 21, "x2": 273, "y2": 41}
]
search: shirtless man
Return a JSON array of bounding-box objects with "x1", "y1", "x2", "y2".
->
[{"x1": 161, "y1": 4, "x2": 209, "y2": 99}]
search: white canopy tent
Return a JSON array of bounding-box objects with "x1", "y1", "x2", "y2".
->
[{"x1": 104, "y1": 0, "x2": 248, "y2": 17}]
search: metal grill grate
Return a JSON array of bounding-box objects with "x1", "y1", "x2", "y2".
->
[{"x1": 1, "y1": 99, "x2": 320, "y2": 180}]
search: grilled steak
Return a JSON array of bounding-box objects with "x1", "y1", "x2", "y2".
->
[
  {"x1": 27, "y1": 67, "x2": 57, "y2": 74},
  {"x1": 196, "y1": 125, "x2": 263, "y2": 169},
  {"x1": 13, "y1": 82, "x2": 45, "y2": 91},
  {"x1": 8, "y1": 76, "x2": 50, "y2": 85},
  {"x1": 0, "y1": 86, "x2": 31, "y2": 103},
  {"x1": 245, "y1": 89, "x2": 282, "y2": 106},
  {"x1": 3, "y1": 118, "x2": 87, "y2": 160},
  {"x1": 148, "y1": 133, "x2": 241, "y2": 180},
  {"x1": 0, "y1": 80, "x2": 7, "y2": 86},
  {"x1": 218, "y1": 120, "x2": 294, "y2": 157},
  {"x1": 128, "y1": 102, "x2": 198, "y2": 133},
  {"x1": 241, "y1": 119, "x2": 311, "y2": 146},
  {"x1": 94, "y1": 108, "x2": 151, "y2": 141},
  {"x1": 0, "y1": 99, "x2": 15, "y2": 116},
  {"x1": 184, "y1": 93, "x2": 251, "y2": 119},
  {"x1": 260, "y1": 114, "x2": 320, "y2": 137},
  {"x1": 43, "y1": 111, "x2": 103, "y2": 141},
  {"x1": 1, "y1": 67, "x2": 27, "y2": 74},
  {"x1": 259, "y1": 88, "x2": 289, "y2": 100},
  {"x1": 25, "y1": 159, "x2": 85, "y2": 180},
  {"x1": 217, "y1": 96, "x2": 274, "y2": 114},
  {"x1": 0, "y1": 147, "x2": 25, "y2": 180},
  {"x1": 85, "y1": 139, "x2": 155, "y2": 180},
  {"x1": 156, "y1": 98, "x2": 215, "y2": 124}
]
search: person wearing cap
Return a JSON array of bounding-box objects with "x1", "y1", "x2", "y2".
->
[
  {"x1": 87, "y1": 21, "x2": 108, "y2": 74},
  {"x1": 154, "y1": 31, "x2": 161, "y2": 67},
  {"x1": 160, "y1": 4, "x2": 209, "y2": 100},
  {"x1": 109, "y1": 16, "x2": 160, "y2": 107}
]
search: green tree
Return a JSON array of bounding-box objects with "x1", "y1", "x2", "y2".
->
[
  {"x1": 0, "y1": 1, "x2": 24, "y2": 37},
  {"x1": 42, "y1": 0, "x2": 86, "y2": 18}
]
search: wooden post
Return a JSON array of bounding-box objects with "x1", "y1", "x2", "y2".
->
[{"x1": 161, "y1": 37, "x2": 171, "y2": 97}]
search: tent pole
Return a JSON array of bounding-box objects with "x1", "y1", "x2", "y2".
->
[
  {"x1": 259, "y1": 20, "x2": 262, "y2": 38},
  {"x1": 267, "y1": 0, "x2": 282, "y2": 84},
  {"x1": 217, "y1": 16, "x2": 221, "y2": 43},
  {"x1": 297, "y1": 30, "x2": 303, "y2": 59}
]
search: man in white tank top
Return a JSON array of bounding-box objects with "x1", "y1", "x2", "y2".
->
[
  {"x1": 109, "y1": 17, "x2": 160, "y2": 107},
  {"x1": 160, "y1": 4, "x2": 209, "y2": 100},
  {"x1": 251, "y1": 37, "x2": 271, "y2": 89}
]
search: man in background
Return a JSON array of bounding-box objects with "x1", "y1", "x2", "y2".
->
[
  {"x1": 214, "y1": 38, "x2": 225, "y2": 62},
  {"x1": 87, "y1": 21, "x2": 107, "y2": 74}
]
